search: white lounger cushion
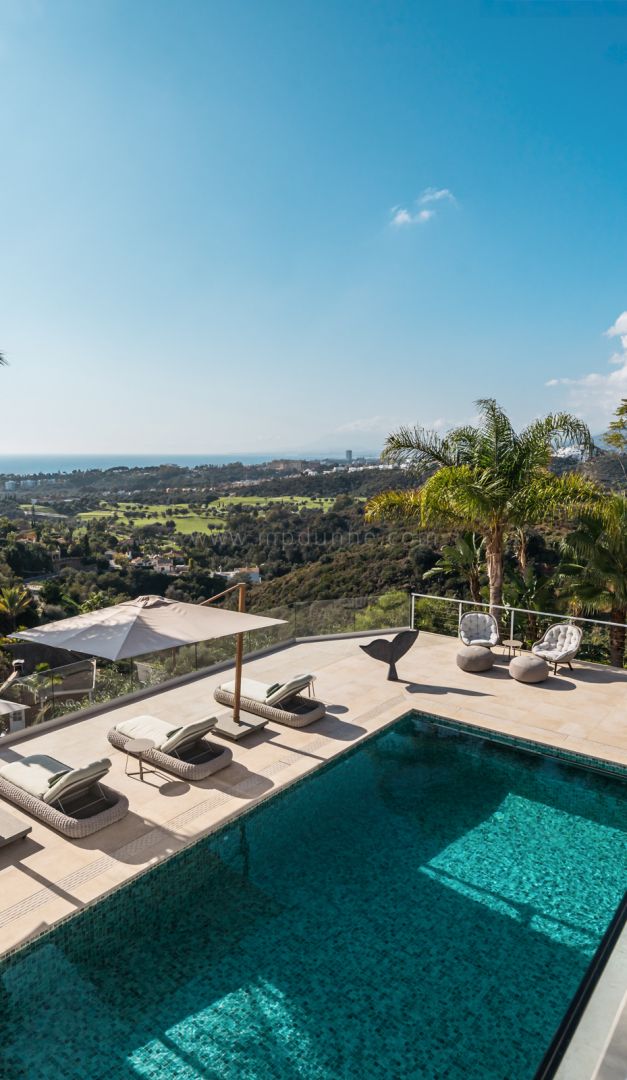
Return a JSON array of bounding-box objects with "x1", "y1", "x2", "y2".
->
[
  {"x1": 0, "y1": 755, "x2": 70, "y2": 799},
  {"x1": 220, "y1": 678, "x2": 274, "y2": 703},
  {"x1": 0, "y1": 755, "x2": 111, "y2": 804},
  {"x1": 116, "y1": 715, "x2": 177, "y2": 747},
  {"x1": 115, "y1": 714, "x2": 216, "y2": 754},
  {"x1": 220, "y1": 674, "x2": 314, "y2": 707}
]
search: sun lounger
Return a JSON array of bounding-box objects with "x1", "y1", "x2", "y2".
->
[
  {"x1": 214, "y1": 674, "x2": 326, "y2": 729},
  {"x1": 0, "y1": 755, "x2": 128, "y2": 838},
  {"x1": 108, "y1": 715, "x2": 232, "y2": 780}
]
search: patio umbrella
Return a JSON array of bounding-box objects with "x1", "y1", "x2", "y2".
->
[{"x1": 14, "y1": 594, "x2": 285, "y2": 734}]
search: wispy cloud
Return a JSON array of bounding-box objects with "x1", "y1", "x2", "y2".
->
[
  {"x1": 605, "y1": 311, "x2": 627, "y2": 354},
  {"x1": 546, "y1": 310, "x2": 627, "y2": 427},
  {"x1": 390, "y1": 187, "x2": 457, "y2": 228},
  {"x1": 390, "y1": 206, "x2": 435, "y2": 227},
  {"x1": 419, "y1": 187, "x2": 457, "y2": 206}
]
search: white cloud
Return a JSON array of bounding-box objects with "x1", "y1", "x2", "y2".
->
[
  {"x1": 390, "y1": 188, "x2": 456, "y2": 227},
  {"x1": 546, "y1": 311, "x2": 627, "y2": 426},
  {"x1": 419, "y1": 187, "x2": 457, "y2": 206},
  {"x1": 605, "y1": 311, "x2": 627, "y2": 337},
  {"x1": 605, "y1": 310, "x2": 627, "y2": 351},
  {"x1": 390, "y1": 206, "x2": 434, "y2": 227}
]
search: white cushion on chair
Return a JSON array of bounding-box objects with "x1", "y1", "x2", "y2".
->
[
  {"x1": 220, "y1": 675, "x2": 314, "y2": 706},
  {"x1": 459, "y1": 612, "x2": 499, "y2": 648},
  {"x1": 116, "y1": 714, "x2": 176, "y2": 748},
  {"x1": 0, "y1": 755, "x2": 70, "y2": 799},
  {"x1": 116, "y1": 714, "x2": 216, "y2": 753},
  {"x1": 532, "y1": 623, "x2": 582, "y2": 664}
]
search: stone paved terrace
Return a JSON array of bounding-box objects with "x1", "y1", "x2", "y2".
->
[{"x1": 0, "y1": 629, "x2": 625, "y2": 1078}]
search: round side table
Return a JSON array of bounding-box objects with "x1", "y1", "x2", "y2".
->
[
  {"x1": 124, "y1": 737, "x2": 155, "y2": 781},
  {"x1": 502, "y1": 638, "x2": 523, "y2": 659}
]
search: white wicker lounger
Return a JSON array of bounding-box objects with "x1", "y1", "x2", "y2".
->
[
  {"x1": 0, "y1": 755, "x2": 128, "y2": 839},
  {"x1": 214, "y1": 676, "x2": 326, "y2": 729},
  {"x1": 108, "y1": 715, "x2": 233, "y2": 780}
]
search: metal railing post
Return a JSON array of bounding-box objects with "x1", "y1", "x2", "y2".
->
[
  {"x1": 510, "y1": 607, "x2": 515, "y2": 642},
  {"x1": 410, "y1": 593, "x2": 415, "y2": 629}
]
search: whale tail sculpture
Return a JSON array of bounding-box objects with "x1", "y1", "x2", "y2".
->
[{"x1": 359, "y1": 629, "x2": 419, "y2": 681}]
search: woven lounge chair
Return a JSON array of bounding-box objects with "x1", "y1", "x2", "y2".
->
[
  {"x1": 108, "y1": 715, "x2": 232, "y2": 780},
  {"x1": 459, "y1": 611, "x2": 499, "y2": 648},
  {"x1": 214, "y1": 674, "x2": 326, "y2": 729},
  {"x1": 0, "y1": 755, "x2": 128, "y2": 838},
  {"x1": 532, "y1": 623, "x2": 582, "y2": 674}
]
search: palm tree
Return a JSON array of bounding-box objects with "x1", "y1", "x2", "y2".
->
[
  {"x1": 604, "y1": 397, "x2": 627, "y2": 480},
  {"x1": 366, "y1": 399, "x2": 595, "y2": 612},
  {"x1": 0, "y1": 584, "x2": 34, "y2": 631},
  {"x1": 503, "y1": 562, "x2": 559, "y2": 644},
  {"x1": 423, "y1": 532, "x2": 485, "y2": 603},
  {"x1": 560, "y1": 495, "x2": 627, "y2": 667},
  {"x1": 79, "y1": 591, "x2": 110, "y2": 613}
]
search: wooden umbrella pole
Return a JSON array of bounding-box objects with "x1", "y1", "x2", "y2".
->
[
  {"x1": 201, "y1": 582, "x2": 247, "y2": 725},
  {"x1": 233, "y1": 583, "x2": 246, "y2": 724}
]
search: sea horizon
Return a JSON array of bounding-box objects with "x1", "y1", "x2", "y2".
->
[{"x1": 0, "y1": 451, "x2": 379, "y2": 477}]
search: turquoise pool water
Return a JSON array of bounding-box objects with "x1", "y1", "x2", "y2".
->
[{"x1": 0, "y1": 714, "x2": 625, "y2": 1080}]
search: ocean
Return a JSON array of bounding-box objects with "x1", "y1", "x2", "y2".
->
[{"x1": 0, "y1": 452, "x2": 365, "y2": 476}]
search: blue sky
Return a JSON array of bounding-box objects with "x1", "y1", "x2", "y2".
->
[{"x1": 1, "y1": 0, "x2": 627, "y2": 455}]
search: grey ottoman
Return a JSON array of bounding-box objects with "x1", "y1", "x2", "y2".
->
[
  {"x1": 509, "y1": 654, "x2": 549, "y2": 684},
  {"x1": 456, "y1": 645, "x2": 494, "y2": 673}
]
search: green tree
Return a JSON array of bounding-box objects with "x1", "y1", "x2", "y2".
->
[
  {"x1": 604, "y1": 397, "x2": 627, "y2": 478},
  {"x1": 503, "y1": 562, "x2": 559, "y2": 644},
  {"x1": 0, "y1": 584, "x2": 34, "y2": 631},
  {"x1": 423, "y1": 532, "x2": 484, "y2": 603},
  {"x1": 560, "y1": 494, "x2": 627, "y2": 668},
  {"x1": 366, "y1": 399, "x2": 595, "y2": 612},
  {"x1": 79, "y1": 591, "x2": 111, "y2": 613}
]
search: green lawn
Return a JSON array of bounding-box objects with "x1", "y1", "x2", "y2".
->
[
  {"x1": 77, "y1": 494, "x2": 339, "y2": 535},
  {"x1": 77, "y1": 502, "x2": 222, "y2": 535},
  {"x1": 212, "y1": 495, "x2": 336, "y2": 511}
]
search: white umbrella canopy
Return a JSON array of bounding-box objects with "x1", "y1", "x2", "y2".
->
[{"x1": 14, "y1": 594, "x2": 284, "y2": 661}]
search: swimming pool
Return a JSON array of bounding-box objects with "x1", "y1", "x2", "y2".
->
[{"x1": 0, "y1": 712, "x2": 625, "y2": 1080}]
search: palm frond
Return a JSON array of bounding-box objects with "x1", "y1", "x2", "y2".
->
[
  {"x1": 381, "y1": 426, "x2": 457, "y2": 470},
  {"x1": 364, "y1": 489, "x2": 422, "y2": 524},
  {"x1": 520, "y1": 413, "x2": 593, "y2": 458},
  {"x1": 443, "y1": 426, "x2": 480, "y2": 464},
  {"x1": 420, "y1": 466, "x2": 495, "y2": 528},
  {"x1": 510, "y1": 473, "x2": 599, "y2": 527}
]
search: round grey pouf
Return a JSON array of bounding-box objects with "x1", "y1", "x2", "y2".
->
[
  {"x1": 456, "y1": 645, "x2": 494, "y2": 673},
  {"x1": 509, "y1": 654, "x2": 549, "y2": 684}
]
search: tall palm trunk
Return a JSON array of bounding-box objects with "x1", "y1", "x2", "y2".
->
[
  {"x1": 515, "y1": 527, "x2": 528, "y2": 573},
  {"x1": 469, "y1": 570, "x2": 481, "y2": 605},
  {"x1": 609, "y1": 608, "x2": 626, "y2": 668},
  {"x1": 485, "y1": 527, "x2": 505, "y2": 616}
]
